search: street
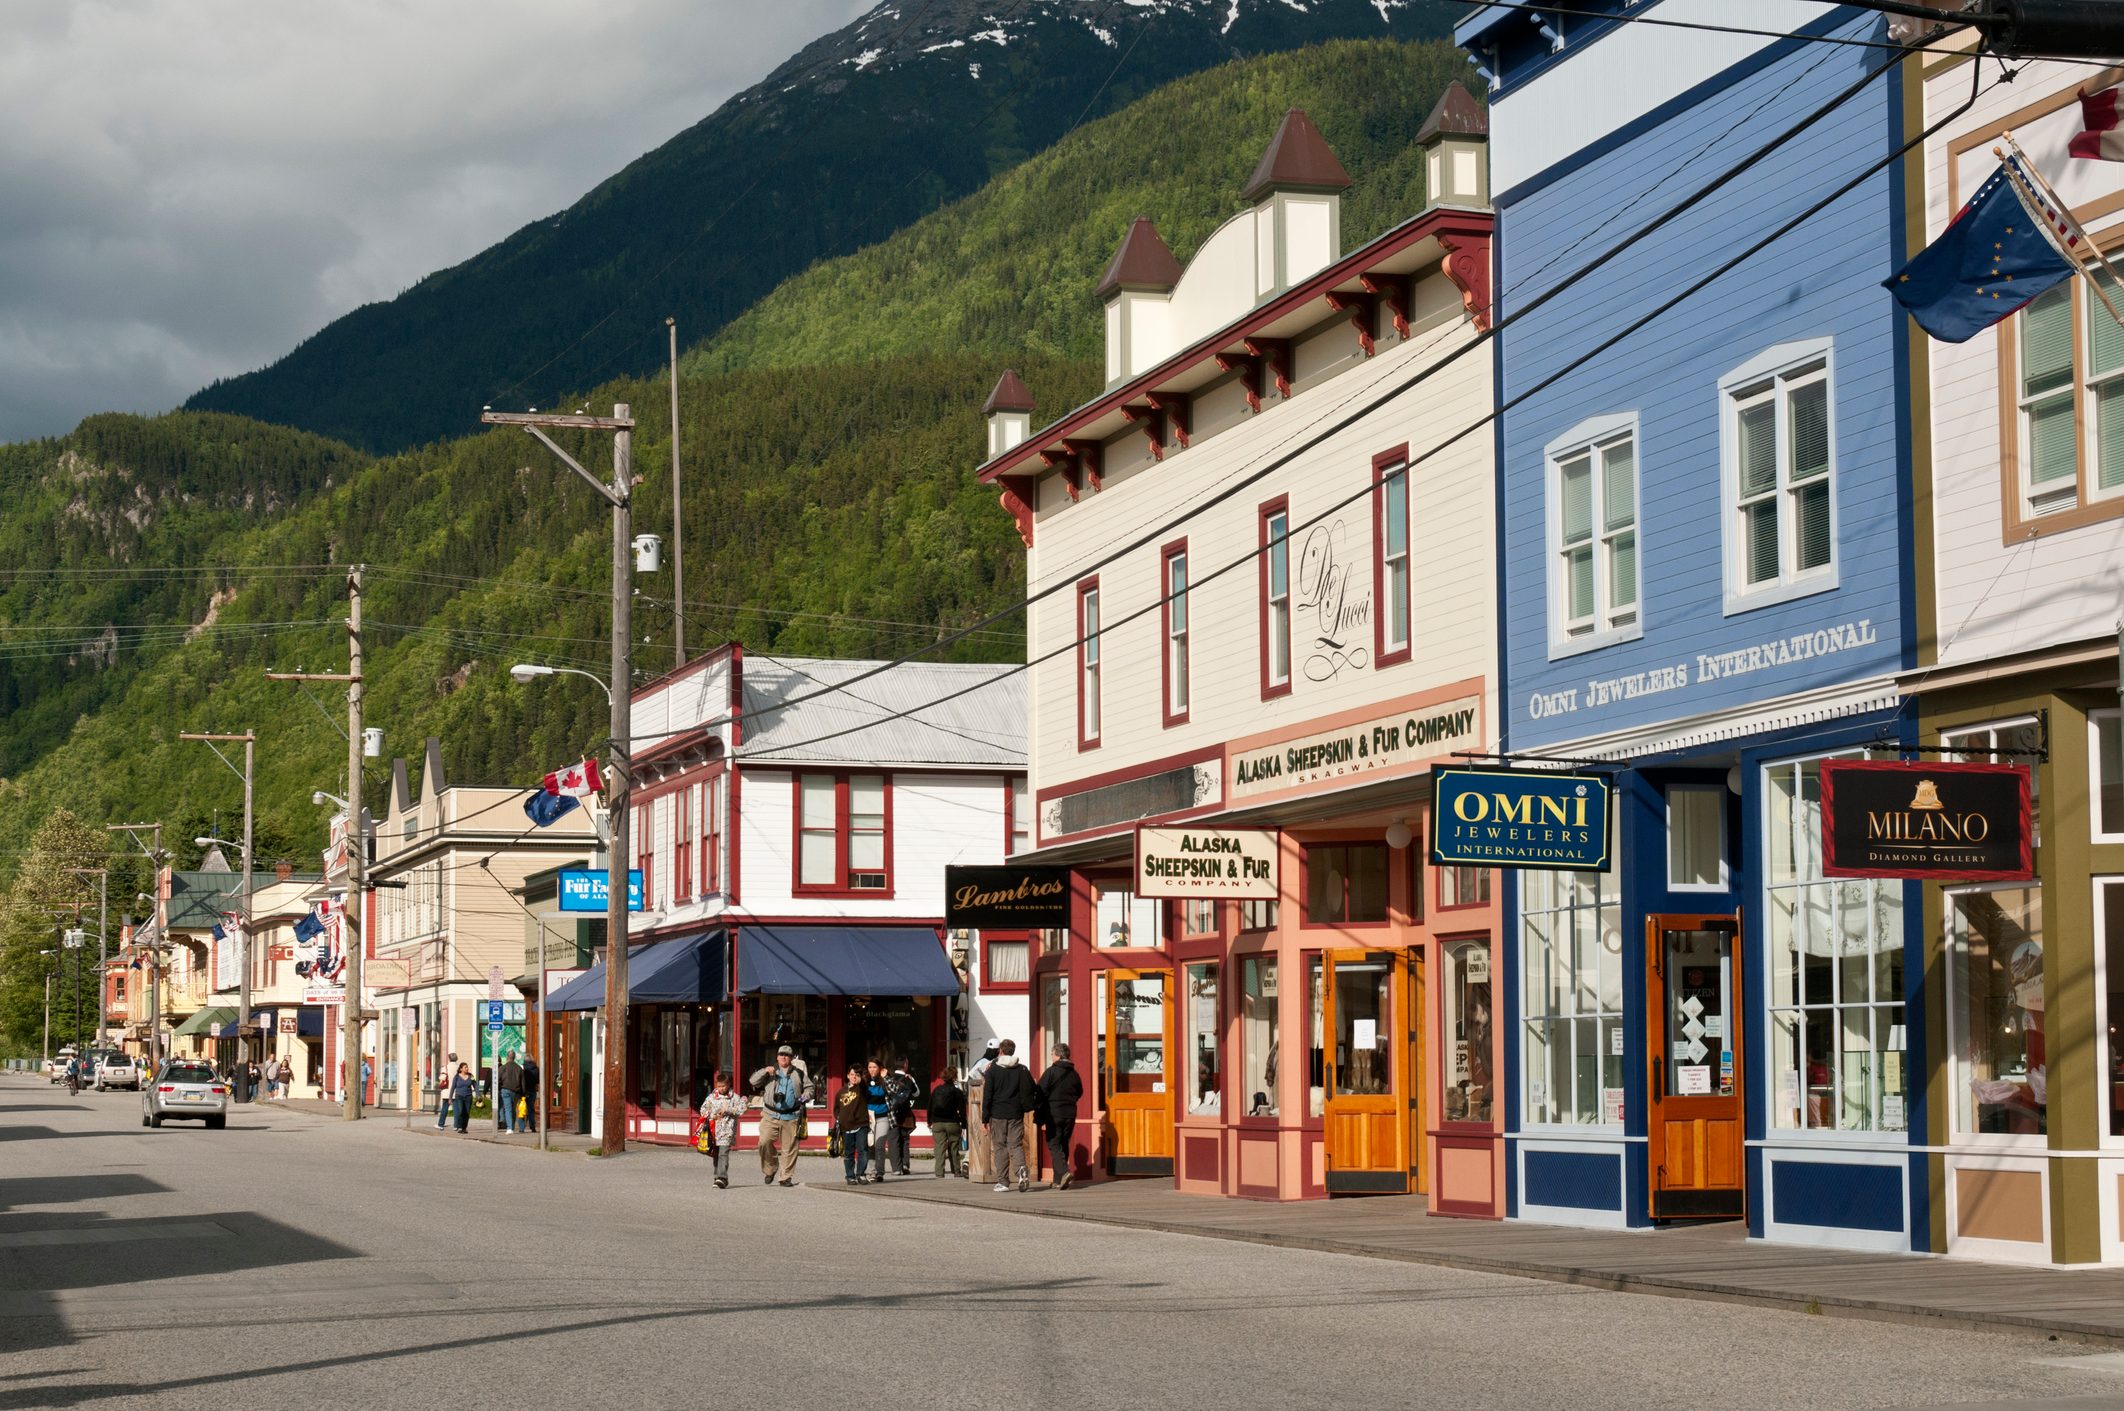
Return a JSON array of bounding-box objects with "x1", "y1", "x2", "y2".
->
[{"x1": 3, "y1": 1076, "x2": 2122, "y2": 1411}]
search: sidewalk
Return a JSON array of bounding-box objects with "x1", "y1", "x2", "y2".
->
[
  {"x1": 819, "y1": 1173, "x2": 2124, "y2": 1346},
  {"x1": 272, "y1": 1097, "x2": 601, "y2": 1152}
]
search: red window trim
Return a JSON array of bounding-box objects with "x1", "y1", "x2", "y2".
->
[
  {"x1": 790, "y1": 771, "x2": 896, "y2": 898},
  {"x1": 980, "y1": 930, "x2": 1034, "y2": 996},
  {"x1": 1176, "y1": 896, "x2": 1221, "y2": 941},
  {"x1": 1371, "y1": 445, "x2": 1412, "y2": 669},
  {"x1": 1435, "y1": 861, "x2": 1493, "y2": 913},
  {"x1": 673, "y1": 785, "x2": 695, "y2": 904},
  {"x1": 1160, "y1": 538, "x2": 1190, "y2": 728},
  {"x1": 1258, "y1": 497, "x2": 1292, "y2": 701},
  {"x1": 1077, "y1": 576, "x2": 1102, "y2": 751},
  {"x1": 702, "y1": 775, "x2": 721, "y2": 898},
  {"x1": 1003, "y1": 775, "x2": 1032, "y2": 857},
  {"x1": 1295, "y1": 840, "x2": 1393, "y2": 930},
  {"x1": 635, "y1": 803, "x2": 655, "y2": 912}
]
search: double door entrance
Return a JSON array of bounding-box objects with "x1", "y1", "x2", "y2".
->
[{"x1": 1646, "y1": 915, "x2": 1744, "y2": 1221}]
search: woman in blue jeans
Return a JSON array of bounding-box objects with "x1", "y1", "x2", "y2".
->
[
  {"x1": 833, "y1": 1066, "x2": 871, "y2": 1184},
  {"x1": 449, "y1": 1063, "x2": 475, "y2": 1133}
]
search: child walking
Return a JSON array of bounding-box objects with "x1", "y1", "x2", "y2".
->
[{"x1": 698, "y1": 1071, "x2": 746, "y2": 1190}]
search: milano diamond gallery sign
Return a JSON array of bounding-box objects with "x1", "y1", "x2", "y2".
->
[{"x1": 1819, "y1": 760, "x2": 2032, "y2": 882}]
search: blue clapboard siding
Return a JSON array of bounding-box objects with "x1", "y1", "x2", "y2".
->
[{"x1": 1491, "y1": 12, "x2": 1912, "y2": 752}]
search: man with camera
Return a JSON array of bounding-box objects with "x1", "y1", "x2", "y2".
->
[{"x1": 749, "y1": 1044, "x2": 812, "y2": 1186}]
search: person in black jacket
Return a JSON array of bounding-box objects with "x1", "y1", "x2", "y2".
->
[
  {"x1": 1036, "y1": 1043, "x2": 1085, "y2": 1190},
  {"x1": 982, "y1": 1040, "x2": 1038, "y2": 1193},
  {"x1": 927, "y1": 1067, "x2": 966, "y2": 1179}
]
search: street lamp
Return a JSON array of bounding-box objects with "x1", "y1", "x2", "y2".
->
[{"x1": 508, "y1": 662, "x2": 613, "y2": 703}]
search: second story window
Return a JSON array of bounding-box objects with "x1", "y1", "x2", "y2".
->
[
  {"x1": 1007, "y1": 775, "x2": 1031, "y2": 856},
  {"x1": 635, "y1": 804, "x2": 654, "y2": 911},
  {"x1": 1546, "y1": 415, "x2": 1639, "y2": 656},
  {"x1": 673, "y1": 786, "x2": 694, "y2": 904},
  {"x1": 2012, "y1": 274, "x2": 2124, "y2": 523},
  {"x1": 796, "y1": 773, "x2": 892, "y2": 894},
  {"x1": 1163, "y1": 542, "x2": 1189, "y2": 725},
  {"x1": 1077, "y1": 579, "x2": 1101, "y2": 749},
  {"x1": 1721, "y1": 340, "x2": 1836, "y2": 610},
  {"x1": 1261, "y1": 499, "x2": 1291, "y2": 697},
  {"x1": 1375, "y1": 451, "x2": 1411, "y2": 663}
]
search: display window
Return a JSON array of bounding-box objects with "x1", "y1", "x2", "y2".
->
[
  {"x1": 1946, "y1": 885, "x2": 2046, "y2": 1139},
  {"x1": 1764, "y1": 756, "x2": 1906, "y2": 1133},
  {"x1": 1306, "y1": 954, "x2": 1326, "y2": 1118},
  {"x1": 1442, "y1": 938, "x2": 1493, "y2": 1125},
  {"x1": 1185, "y1": 961, "x2": 1220, "y2": 1116},
  {"x1": 842, "y1": 997, "x2": 928, "y2": 1080},
  {"x1": 753, "y1": 994, "x2": 827, "y2": 1092},
  {"x1": 1095, "y1": 885, "x2": 1161, "y2": 948},
  {"x1": 1039, "y1": 974, "x2": 1069, "y2": 1071},
  {"x1": 1303, "y1": 843, "x2": 1389, "y2": 927},
  {"x1": 1239, "y1": 956, "x2": 1278, "y2": 1119},
  {"x1": 2097, "y1": 878, "x2": 2124, "y2": 1142},
  {"x1": 1519, "y1": 865, "x2": 1623, "y2": 1126}
]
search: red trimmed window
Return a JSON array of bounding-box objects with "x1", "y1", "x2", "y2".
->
[
  {"x1": 1005, "y1": 776, "x2": 1031, "y2": 856},
  {"x1": 1180, "y1": 897, "x2": 1219, "y2": 940},
  {"x1": 635, "y1": 803, "x2": 655, "y2": 911},
  {"x1": 1077, "y1": 578, "x2": 1102, "y2": 749},
  {"x1": 1259, "y1": 499, "x2": 1291, "y2": 698},
  {"x1": 703, "y1": 774, "x2": 725, "y2": 896},
  {"x1": 982, "y1": 931, "x2": 1032, "y2": 994},
  {"x1": 1301, "y1": 843, "x2": 1389, "y2": 927},
  {"x1": 1162, "y1": 540, "x2": 1189, "y2": 726},
  {"x1": 673, "y1": 786, "x2": 695, "y2": 904},
  {"x1": 794, "y1": 772, "x2": 892, "y2": 895},
  {"x1": 1439, "y1": 863, "x2": 1491, "y2": 910},
  {"x1": 1373, "y1": 448, "x2": 1411, "y2": 666}
]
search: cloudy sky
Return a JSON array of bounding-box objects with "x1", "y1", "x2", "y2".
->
[{"x1": 0, "y1": 0, "x2": 871, "y2": 443}]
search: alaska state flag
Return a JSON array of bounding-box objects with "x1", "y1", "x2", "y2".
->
[
  {"x1": 524, "y1": 789, "x2": 580, "y2": 828},
  {"x1": 1885, "y1": 160, "x2": 2077, "y2": 342}
]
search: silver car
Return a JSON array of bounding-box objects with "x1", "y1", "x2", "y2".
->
[
  {"x1": 141, "y1": 1060, "x2": 228, "y2": 1128},
  {"x1": 95, "y1": 1053, "x2": 140, "y2": 1091}
]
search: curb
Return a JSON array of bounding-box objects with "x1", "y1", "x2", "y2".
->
[{"x1": 821, "y1": 1181, "x2": 2124, "y2": 1349}]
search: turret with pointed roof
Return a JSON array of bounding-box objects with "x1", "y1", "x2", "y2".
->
[
  {"x1": 1095, "y1": 218, "x2": 1184, "y2": 301},
  {"x1": 1241, "y1": 108, "x2": 1353, "y2": 202}
]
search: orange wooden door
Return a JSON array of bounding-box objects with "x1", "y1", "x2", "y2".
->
[
  {"x1": 1408, "y1": 950, "x2": 1427, "y2": 1197},
  {"x1": 1646, "y1": 915, "x2": 1744, "y2": 1220},
  {"x1": 1104, "y1": 969, "x2": 1175, "y2": 1176},
  {"x1": 1324, "y1": 950, "x2": 1408, "y2": 1194}
]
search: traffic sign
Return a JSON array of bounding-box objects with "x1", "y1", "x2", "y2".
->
[{"x1": 486, "y1": 1000, "x2": 506, "y2": 1031}]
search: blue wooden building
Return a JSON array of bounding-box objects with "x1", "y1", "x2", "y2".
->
[{"x1": 1456, "y1": 3, "x2": 1927, "y2": 1250}]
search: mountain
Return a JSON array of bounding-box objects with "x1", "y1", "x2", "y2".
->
[
  {"x1": 0, "y1": 37, "x2": 1473, "y2": 959},
  {"x1": 181, "y1": 0, "x2": 1448, "y2": 454}
]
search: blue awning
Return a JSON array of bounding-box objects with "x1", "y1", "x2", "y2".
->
[
  {"x1": 736, "y1": 924, "x2": 960, "y2": 998},
  {"x1": 546, "y1": 932, "x2": 726, "y2": 1012}
]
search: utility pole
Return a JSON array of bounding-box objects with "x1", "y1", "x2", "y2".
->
[
  {"x1": 482, "y1": 403, "x2": 634, "y2": 1156},
  {"x1": 109, "y1": 823, "x2": 168, "y2": 1069},
  {"x1": 179, "y1": 731, "x2": 256, "y2": 1083},
  {"x1": 267, "y1": 568, "x2": 365, "y2": 1120},
  {"x1": 63, "y1": 869, "x2": 108, "y2": 1049},
  {"x1": 667, "y1": 317, "x2": 685, "y2": 670}
]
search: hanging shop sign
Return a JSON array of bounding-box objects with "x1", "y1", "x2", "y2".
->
[
  {"x1": 1430, "y1": 766, "x2": 1612, "y2": 871},
  {"x1": 557, "y1": 868, "x2": 645, "y2": 913},
  {"x1": 945, "y1": 865, "x2": 1072, "y2": 929},
  {"x1": 1819, "y1": 760, "x2": 2032, "y2": 881},
  {"x1": 1134, "y1": 827, "x2": 1279, "y2": 900}
]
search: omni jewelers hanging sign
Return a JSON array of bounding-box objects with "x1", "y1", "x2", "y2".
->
[
  {"x1": 1819, "y1": 760, "x2": 2032, "y2": 882},
  {"x1": 1135, "y1": 827, "x2": 1279, "y2": 900}
]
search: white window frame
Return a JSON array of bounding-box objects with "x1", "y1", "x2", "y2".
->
[
  {"x1": 2092, "y1": 875, "x2": 2124, "y2": 1152},
  {"x1": 1718, "y1": 337, "x2": 1840, "y2": 614},
  {"x1": 1665, "y1": 784, "x2": 1728, "y2": 893},
  {"x1": 1517, "y1": 861, "x2": 1625, "y2": 1131},
  {"x1": 1942, "y1": 881, "x2": 2048, "y2": 1148},
  {"x1": 1166, "y1": 547, "x2": 1189, "y2": 719},
  {"x1": 1380, "y1": 462, "x2": 1411, "y2": 657},
  {"x1": 2017, "y1": 283, "x2": 2080, "y2": 516},
  {"x1": 1542, "y1": 411, "x2": 1642, "y2": 659},
  {"x1": 1264, "y1": 510, "x2": 1291, "y2": 691},
  {"x1": 2090, "y1": 710, "x2": 2124, "y2": 844}
]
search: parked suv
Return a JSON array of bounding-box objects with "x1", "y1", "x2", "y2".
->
[
  {"x1": 94, "y1": 1053, "x2": 139, "y2": 1091},
  {"x1": 141, "y1": 1061, "x2": 228, "y2": 1128}
]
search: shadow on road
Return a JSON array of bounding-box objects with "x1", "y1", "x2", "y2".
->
[{"x1": 0, "y1": 1175, "x2": 166, "y2": 1212}]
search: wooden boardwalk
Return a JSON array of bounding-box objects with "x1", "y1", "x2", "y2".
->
[{"x1": 819, "y1": 1173, "x2": 2124, "y2": 1346}]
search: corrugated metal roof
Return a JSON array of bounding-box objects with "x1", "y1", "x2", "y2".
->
[{"x1": 737, "y1": 655, "x2": 1025, "y2": 767}]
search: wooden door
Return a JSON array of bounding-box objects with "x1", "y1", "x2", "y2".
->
[
  {"x1": 1646, "y1": 915, "x2": 1744, "y2": 1220},
  {"x1": 1103, "y1": 968, "x2": 1175, "y2": 1175},
  {"x1": 1323, "y1": 950, "x2": 1408, "y2": 1194},
  {"x1": 542, "y1": 1013, "x2": 580, "y2": 1134},
  {"x1": 1408, "y1": 950, "x2": 1427, "y2": 1196}
]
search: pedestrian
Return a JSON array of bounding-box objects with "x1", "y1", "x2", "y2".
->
[
  {"x1": 361, "y1": 1056, "x2": 373, "y2": 1103},
  {"x1": 434, "y1": 1053, "x2": 457, "y2": 1128},
  {"x1": 833, "y1": 1065, "x2": 872, "y2": 1185},
  {"x1": 748, "y1": 1044, "x2": 811, "y2": 1187},
  {"x1": 888, "y1": 1056, "x2": 919, "y2": 1175},
  {"x1": 497, "y1": 1053, "x2": 524, "y2": 1134},
  {"x1": 927, "y1": 1067, "x2": 966, "y2": 1179},
  {"x1": 520, "y1": 1050, "x2": 541, "y2": 1133},
  {"x1": 275, "y1": 1056, "x2": 292, "y2": 1101},
  {"x1": 861, "y1": 1059, "x2": 895, "y2": 1184},
  {"x1": 966, "y1": 1039, "x2": 998, "y2": 1185},
  {"x1": 448, "y1": 1062, "x2": 474, "y2": 1133},
  {"x1": 1037, "y1": 1042, "x2": 1084, "y2": 1190},
  {"x1": 983, "y1": 1039, "x2": 1038, "y2": 1193},
  {"x1": 698, "y1": 1070, "x2": 746, "y2": 1189},
  {"x1": 245, "y1": 1058, "x2": 262, "y2": 1103}
]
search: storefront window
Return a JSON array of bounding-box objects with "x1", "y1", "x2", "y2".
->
[
  {"x1": 1948, "y1": 886, "x2": 2047, "y2": 1137},
  {"x1": 1765, "y1": 757, "x2": 1906, "y2": 1132},
  {"x1": 1239, "y1": 898, "x2": 1279, "y2": 932},
  {"x1": 2100, "y1": 879, "x2": 2124, "y2": 1140},
  {"x1": 2094, "y1": 712, "x2": 2124, "y2": 840},
  {"x1": 754, "y1": 995, "x2": 827, "y2": 1094},
  {"x1": 843, "y1": 998, "x2": 928, "y2": 1080},
  {"x1": 1944, "y1": 719, "x2": 2042, "y2": 847},
  {"x1": 1443, "y1": 939, "x2": 1493, "y2": 1125},
  {"x1": 658, "y1": 1009, "x2": 695, "y2": 1109},
  {"x1": 1306, "y1": 955, "x2": 1326, "y2": 1117},
  {"x1": 1520, "y1": 865, "x2": 1622, "y2": 1125},
  {"x1": 1304, "y1": 844, "x2": 1389, "y2": 926},
  {"x1": 1182, "y1": 898, "x2": 1218, "y2": 938},
  {"x1": 1331, "y1": 957, "x2": 1392, "y2": 1096},
  {"x1": 1039, "y1": 974, "x2": 1068, "y2": 1071},
  {"x1": 1040, "y1": 927, "x2": 1067, "y2": 955},
  {"x1": 1093, "y1": 970, "x2": 1109, "y2": 1103},
  {"x1": 1185, "y1": 962, "x2": 1219, "y2": 1115},
  {"x1": 1095, "y1": 886, "x2": 1160, "y2": 947},
  {"x1": 1441, "y1": 866, "x2": 1490, "y2": 909},
  {"x1": 1239, "y1": 957, "x2": 1277, "y2": 1118}
]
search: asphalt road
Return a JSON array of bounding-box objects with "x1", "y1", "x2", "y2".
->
[{"x1": 4, "y1": 1074, "x2": 2122, "y2": 1411}]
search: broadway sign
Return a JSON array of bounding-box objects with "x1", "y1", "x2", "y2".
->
[
  {"x1": 1430, "y1": 766, "x2": 1612, "y2": 872},
  {"x1": 1820, "y1": 760, "x2": 2032, "y2": 881},
  {"x1": 944, "y1": 865, "x2": 1072, "y2": 929}
]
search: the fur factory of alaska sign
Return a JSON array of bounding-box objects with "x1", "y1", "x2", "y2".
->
[{"x1": 1228, "y1": 693, "x2": 1483, "y2": 804}]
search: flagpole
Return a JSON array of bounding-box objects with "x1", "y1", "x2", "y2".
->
[{"x1": 1998, "y1": 134, "x2": 2124, "y2": 330}]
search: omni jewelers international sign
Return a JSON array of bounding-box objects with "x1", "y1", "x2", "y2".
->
[
  {"x1": 1431, "y1": 766, "x2": 1612, "y2": 871},
  {"x1": 1820, "y1": 760, "x2": 2032, "y2": 881},
  {"x1": 1135, "y1": 827, "x2": 1279, "y2": 900},
  {"x1": 1228, "y1": 695, "x2": 1481, "y2": 803}
]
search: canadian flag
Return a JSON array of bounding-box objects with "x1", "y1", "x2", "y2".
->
[
  {"x1": 2070, "y1": 85, "x2": 2124, "y2": 162},
  {"x1": 543, "y1": 757, "x2": 605, "y2": 799}
]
